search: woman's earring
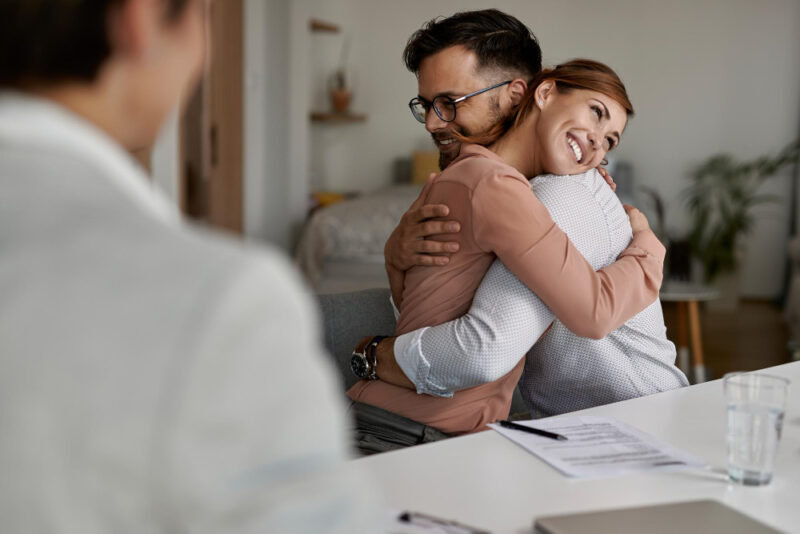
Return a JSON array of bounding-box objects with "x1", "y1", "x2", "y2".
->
[{"x1": 538, "y1": 100, "x2": 543, "y2": 106}]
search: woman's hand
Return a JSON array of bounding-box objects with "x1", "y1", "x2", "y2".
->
[
  {"x1": 597, "y1": 166, "x2": 616, "y2": 191},
  {"x1": 623, "y1": 204, "x2": 651, "y2": 234}
]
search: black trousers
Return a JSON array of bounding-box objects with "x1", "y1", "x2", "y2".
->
[{"x1": 347, "y1": 401, "x2": 452, "y2": 456}]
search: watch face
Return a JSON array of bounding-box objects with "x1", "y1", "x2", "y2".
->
[{"x1": 351, "y1": 354, "x2": 369, "y2": 379}]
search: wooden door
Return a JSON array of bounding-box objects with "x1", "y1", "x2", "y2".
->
[{"x1": 181, "y1": 0, "x2": 243, "y2": 234}]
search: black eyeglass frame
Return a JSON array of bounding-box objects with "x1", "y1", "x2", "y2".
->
[{"x1": 408, "y1": 80, "x2": 512, "y2": 124}]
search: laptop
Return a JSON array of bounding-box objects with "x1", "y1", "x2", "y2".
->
[{"x1": 533, "y1": 500, "x2": 783, "y2": 534}]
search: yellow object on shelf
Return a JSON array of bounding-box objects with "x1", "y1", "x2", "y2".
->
[
  {"x1": 412, "y1": 151, "x2": 440, "y2": 184},
  {"x1": 312, "y1": 191, "x2": 349, "y2": 208}
]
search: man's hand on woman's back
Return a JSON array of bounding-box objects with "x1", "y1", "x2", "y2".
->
[{"x1": 384, "y1": 173, "x2": 461, "y2": 270}]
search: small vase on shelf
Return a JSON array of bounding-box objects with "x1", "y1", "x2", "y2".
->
[{"x1": 328, "y1": 68, "x2": 352, "y2": 114}]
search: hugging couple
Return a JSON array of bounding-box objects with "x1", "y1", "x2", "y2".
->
[{"x1": 346, "y1": 9, "x2": 689, "y2": 455}]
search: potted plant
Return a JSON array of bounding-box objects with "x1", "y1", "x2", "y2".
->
[
  {"x1": 328, "y1": 36, "x2": 352, "y2": 113},
  {"x1": 683, "y1": 139, "x2": 800, "y2": 307},
  {"x1": 329, "y1": 68, "x2": 351, "y2": 113}
]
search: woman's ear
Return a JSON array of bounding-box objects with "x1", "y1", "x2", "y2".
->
[
  {"x1": 507, "y1": 78, "x2": 528, "y2": 107},
  {"x1": 534, "y1": 80, "x2": 556, "y2": 108}
]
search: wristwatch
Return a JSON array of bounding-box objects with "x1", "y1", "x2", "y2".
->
[{"x1": 350, "y1": 336, "x2": 387, "y2": 380}]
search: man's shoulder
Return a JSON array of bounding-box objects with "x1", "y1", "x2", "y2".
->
[
  {"x1": 437, "y1": 148, "x2": 529, "y2": 192},
  {"x1": 160, "y1": 222, "x2": 310, "y2": 310},
  {"x1": 1, "y1": 141, "x2": 313, "y2": 332}
]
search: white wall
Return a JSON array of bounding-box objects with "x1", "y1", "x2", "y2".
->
[
  {"x1": 243, "y1": 0, "x2": 310, "y2": 249},
  {"x1": 287, "y1": 1, "x2": 314, "y2": 246},
  {"x1": 305, "y1": 0, "x2": 800, "y2": 298}
]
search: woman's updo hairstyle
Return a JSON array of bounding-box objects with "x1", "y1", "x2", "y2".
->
[{"x1": 461, "y1": 59, "x2": 634, "y2": 146}]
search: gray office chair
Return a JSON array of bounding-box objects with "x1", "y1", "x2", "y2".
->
[{"x1": 317, "y1": 288, "x2": 397, "y2": 390}]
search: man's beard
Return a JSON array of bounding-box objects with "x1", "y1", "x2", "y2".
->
[
  {"x1": 436, "y1": 96, "x2": 505, "y2": 170},
  {"x1": 434, "y1": 123, "x2": 472, "y2": 170},
  {"x1": 439, "y1": 150, "x2": 455, "y2": 171},
  {"x1": 437, "y1": 130, "x2": 464, "y2": 170}
]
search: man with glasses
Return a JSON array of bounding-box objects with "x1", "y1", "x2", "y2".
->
[
  {"x1": 346, "y1": 10, "x2": 542, "y2": 453},
  {"x1": 386, "y1": 10, "x2": 542, "y2": 277}
]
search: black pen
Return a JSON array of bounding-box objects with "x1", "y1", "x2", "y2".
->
[
  {"x1": 398, "y1": 511, "x2": 490, "y2": 534},
  {"x1": 497, "y1": 419, "x2": 568, "y2": 441}
]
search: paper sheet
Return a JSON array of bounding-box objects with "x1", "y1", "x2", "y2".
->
[{"x1": 490, "y1": 415, "x2": 708, "y2": 479}]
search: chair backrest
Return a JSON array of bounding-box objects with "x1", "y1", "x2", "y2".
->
[{"x1": 316, "y1": 288, "x2": 396, "y2": 390}]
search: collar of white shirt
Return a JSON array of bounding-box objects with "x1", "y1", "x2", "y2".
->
[{"x1": 0, "y1": 91, "x2": 179, "y2": 225}]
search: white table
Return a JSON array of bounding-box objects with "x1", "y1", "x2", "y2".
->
[{"x1": 359, "y1": 362, "x2": 799, "y2": 534}]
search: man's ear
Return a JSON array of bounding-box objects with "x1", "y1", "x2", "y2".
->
[
  {"x1": 507, "y1": 78, "x2": 528, "y2": 107},
  {"x1": 109, "y1": 0, "x2": 160, "y2": 61},
  {"x1": 534, "y1": 80, "x2": 556, "y2": 108}
]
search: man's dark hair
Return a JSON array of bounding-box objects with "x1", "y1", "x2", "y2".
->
[
  {"x1": 403, "y1": 9, "x2": 542, "y2": 81},
  {"x1": 0, "y1": 0, "x2": 190, "y2": 88}
]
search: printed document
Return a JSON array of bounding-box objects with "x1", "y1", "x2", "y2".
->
[{"x1": 490, "y1": 416, "x2": 707, "y2": 478}]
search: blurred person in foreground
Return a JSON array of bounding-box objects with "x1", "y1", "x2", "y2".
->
[{"x1": 0, "y1": 0, "x2": 377, "y2": 531}]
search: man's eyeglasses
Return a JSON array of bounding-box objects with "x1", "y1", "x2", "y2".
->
[{"x1": 408, "y1": 80, "x2": 511, "y2": 124}]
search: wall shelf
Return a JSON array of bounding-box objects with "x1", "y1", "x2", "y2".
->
[
  {"x1": 309, "y1": 19, "x2": 340, "y2": 33},
  {"x1": 310, "y1": 111, "x2": 367, "y2": 123}
]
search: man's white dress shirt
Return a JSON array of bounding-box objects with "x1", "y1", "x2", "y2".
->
[
  {"x1": 394, "y1": 170, "x2": 688, "y2": 416},
  {"x1": 0, "y1": 93, "x2": 377, "y2": 532}
]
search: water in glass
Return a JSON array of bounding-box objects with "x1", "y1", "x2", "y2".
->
[{"x1": 727, "y1": 403, "x2": 784, "y2": 485}]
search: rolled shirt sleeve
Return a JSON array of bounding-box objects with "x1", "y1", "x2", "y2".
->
[{"x1": 394, "y1": 259, "x2": 554, "y2": 396}]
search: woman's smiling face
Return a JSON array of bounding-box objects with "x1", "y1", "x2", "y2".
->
[{"x1": 533, "y1": 82, "x2": 628, "y2": 175}]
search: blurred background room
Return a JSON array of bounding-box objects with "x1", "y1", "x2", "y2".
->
[{"x1": 139, "y1": 0, "x2": 800, "y2": 381}]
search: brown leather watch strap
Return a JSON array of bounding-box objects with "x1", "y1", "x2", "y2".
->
[{"x1": 365, "y1": 335, "x2": 387, "y2": 380}]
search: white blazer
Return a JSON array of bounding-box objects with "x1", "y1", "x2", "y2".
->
[{"x1": 0, "y1": 94, "x2": 377, "y2": 533}]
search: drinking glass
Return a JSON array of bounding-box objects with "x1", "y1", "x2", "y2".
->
[{"x1": 724, "y1": 372, "x2": 789, "y2": 486}]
